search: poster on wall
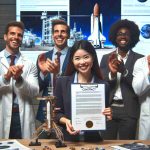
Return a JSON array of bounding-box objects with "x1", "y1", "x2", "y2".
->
[
  {"x1": 121, "y1": 0, "x2": 150, "y2": 55},
  {"x1": 16, "y1": 0, "x2": 121, "y2": 49},
  {"x1": 17, "y1": 0, "x2": 150, "y2": 57},
  {"x1": 16, "y1": 0, "x2": 70, "y2": 62},
  {"x1": 16, "y1": 0, "x2": 121, "y2": 62}
]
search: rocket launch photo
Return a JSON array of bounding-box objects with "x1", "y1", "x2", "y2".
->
[{"x1": 70, "y1": 0, "x2": 121, "y2": 48}]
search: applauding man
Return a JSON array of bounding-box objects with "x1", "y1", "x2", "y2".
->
[
  {"x1": 132, "y1": 55, "x2": 150, "y2": 140},
  {"x1": 0, "y1": 21, "x2": 39, "y2": 139},
  {"x1": 36, "y1": 19, "x2": 71, "y2": 123},
  {"x1": 100, "y1": 19, "x2": 144, "y2": 139}
]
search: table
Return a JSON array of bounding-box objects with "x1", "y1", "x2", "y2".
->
[{"x1": 1, "y1": 139, "x2": 149, "y2": 150}]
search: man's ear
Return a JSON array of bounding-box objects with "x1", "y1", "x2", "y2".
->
[{"x1": 4, "y1": 34, "x2": 7, "y2": 41}]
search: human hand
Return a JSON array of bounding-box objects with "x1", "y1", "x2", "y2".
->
[
  {"x1": 147, "y1": 55, "x2": 150, "y2": 75},
  {"x1": 108, "y1": 53, "x2": 120, "y2": 77},
  {"x1": 38, "y1": 53, "x2": 48, "y2": 75},
  {"x1": 108, "y1": 53, "x2": 126, "y2": 76},
  {"x1": 102, "y1": 107, "x2": 112, "y2": 121},
  {"x1": 38, "y1": 53, "x2": 60, "y2": 75},
  {"x1": 65, "y1": 119, "x2": 80, "y2": 135},
  {"x1": 4, "y1": 65, "x2": 24, "y2": 81}
]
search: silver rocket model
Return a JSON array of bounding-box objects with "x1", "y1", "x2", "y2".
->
[{"x1": 88, "y1": 3, "x2": 106, "y2": 48}]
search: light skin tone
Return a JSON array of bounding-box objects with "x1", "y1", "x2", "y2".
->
[
  {"x1": 4, "y1": 26, "x2": 24, "y2": 81},
  {"x1": 109, "y1": 28, "x2": 130, "y2": 78},
  {"x1": 59, "y1": 49, "x2": 112, "y2": 135},
  {"x1": 38, "y1": 24, "x2": 69, "y2": 75},
  {"x1": 147, "y1": 55, "x2": 150, "y2": 75}
]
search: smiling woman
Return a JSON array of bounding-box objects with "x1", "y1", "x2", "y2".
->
[
  {"x1": 54, "y1": 40, "x2": 112, "y2": 142},
  {"x1": 72, "y1": 49, "x2": 93, "y2": 82}
]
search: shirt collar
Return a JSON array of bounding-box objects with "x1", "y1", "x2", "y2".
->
[
  {"x1": 74, "y1": 72, "x2": 94, "y2": 83},
  {"x1": 116, "y1": 48, "x2": 130, "y2": 60},
  {"x1": 53, "y1": 46, "x2": 68, "y2": 55},
  {"x1": 4, "y1": 49, "x2": 21, "y2": 59}
]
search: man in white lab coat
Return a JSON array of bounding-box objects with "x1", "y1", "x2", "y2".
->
[
  {"x1": 0, "y1": 21, "x2": 39, "y2": 139},
  {"x1": 132, "y1": 55, "x2": 150, "y2": 140}
]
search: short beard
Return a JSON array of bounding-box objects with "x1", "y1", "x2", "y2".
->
[{"x1": 118, "y1": 44, "x2": 131, "y2": 52}]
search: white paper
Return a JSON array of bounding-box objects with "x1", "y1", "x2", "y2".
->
[
  {"x1": 111, "y1": 145, "x2": 129, "y2": 150},
  {"x1": 0, "y1": 140, "x2": 31, "y2": 150},
  {"x1": 71, "y1": 84, "x2": 106, "y2": 131},
  {"x1": 47, "y1": 101, "x2": 51, "y2": 129}
]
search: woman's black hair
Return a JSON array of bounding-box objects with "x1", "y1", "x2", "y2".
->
[{"x1": 65, "y1": 40, "x2": 103, "y2": 80}]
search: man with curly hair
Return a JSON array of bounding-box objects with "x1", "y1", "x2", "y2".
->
[{"x1": 100, "y1": 19, "x2": 144, "y2": 139}]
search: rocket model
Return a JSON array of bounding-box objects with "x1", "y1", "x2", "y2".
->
[{"x1": 88, "y1": 3, "x2": 106, "y2": 48}]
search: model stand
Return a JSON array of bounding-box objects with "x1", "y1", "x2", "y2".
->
[{"x1": 29, "y1": 87, "x2": 66, "y2": 147}]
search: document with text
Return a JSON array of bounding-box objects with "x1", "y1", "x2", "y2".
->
[{"x1": 71, "y1": 83, "x2": 106, "y2": 131}]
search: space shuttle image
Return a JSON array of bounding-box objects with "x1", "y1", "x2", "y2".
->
[{"x1": 88, "y1": 3, "x2": 106, "y2": 48}]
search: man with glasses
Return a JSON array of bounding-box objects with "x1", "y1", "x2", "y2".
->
[{"x1": 100, "y1": 19, "x2": 144, "y2": 139}]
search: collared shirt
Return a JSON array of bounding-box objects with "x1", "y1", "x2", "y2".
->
[
  {"x1": 4, "y1": 49, "x2": 21, "y2": 64},
  {"x1": 52, "y1": 46, "x2": 68, "y2": 74},
  {"x1": 111, "y1": 48, "x2": 129, "y2": 100},
  {"x1": 74, "y1": 72, "x2": 94, "y2": 83},
  {"x1": 40, "y1": 46, "x2": 69, "y2": 87},
  {"x1": 4, "y1": 49, "x2": 21, "y2": 105}
]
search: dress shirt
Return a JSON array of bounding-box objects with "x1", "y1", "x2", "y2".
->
[
  {"x1": 4, "y1": 49, "x2": 20, "y2": 64},
  {"x1": 109, "y1": 48, "x2": 129, "y2": 100},
  {"x1": 52, "y1": 46, "x2": 68, "y2": 74},
  {"x1": 3, "y1": 49, "x2": 21, "y2": 105},
  {"x1": 40, "y1": 46, "x2": 69, "y2": 87}
]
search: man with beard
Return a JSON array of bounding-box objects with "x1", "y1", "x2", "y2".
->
[
  {"x1": 0, "y1": 21, "x2": 39, "y2": 138},
  {"x1": 36, "y1": 19, "x2": 70, "y2": 124},
  {"x1": 100, "y1": 19, "x2": 144, "y2": 139}
]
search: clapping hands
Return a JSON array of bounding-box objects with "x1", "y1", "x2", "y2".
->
[
  {"x1": 38, "y1": 53, "x2": 60, "y2": 75},
  {"x1": 4, "y1": 65, "x2": 24, "y2": 81},
  {"x1": 108, "y1": 52, "x2": 126, "y2": 77}
]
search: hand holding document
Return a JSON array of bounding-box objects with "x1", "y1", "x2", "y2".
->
[{"x1": 71, "y1": 84, "x2": 106, "y2": 131}]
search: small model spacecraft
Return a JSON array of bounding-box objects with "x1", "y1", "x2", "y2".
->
[{"x1": 88, "y1": 3, "x2": 106, "y2": 48}]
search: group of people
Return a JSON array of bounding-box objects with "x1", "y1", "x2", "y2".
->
[{"x1": 0, "y1": 18, "x2": 149, "y2": 141}]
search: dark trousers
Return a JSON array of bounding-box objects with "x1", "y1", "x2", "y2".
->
[
  {"x1": 9, "y1": 111, "x2": 22, "y2": 139},
  {"x1": 101, "y1": 106, "x2": 138, "y2": 140}
]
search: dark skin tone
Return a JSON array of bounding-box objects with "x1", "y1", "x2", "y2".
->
[{"x1": 109, "y1": 27, "x2": 130, "y2": 78}]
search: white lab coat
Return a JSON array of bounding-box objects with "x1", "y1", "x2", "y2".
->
[
  {"x1": 132, "y1": 56, "x2": 150, "y2": 140},
  {"x1": 0, "y1": 50, "x2": 39, "y2": 139}
]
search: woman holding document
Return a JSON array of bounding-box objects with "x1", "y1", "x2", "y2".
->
[{"x1": 54, "y1": 40, "x2": 112, "y2": 141}]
